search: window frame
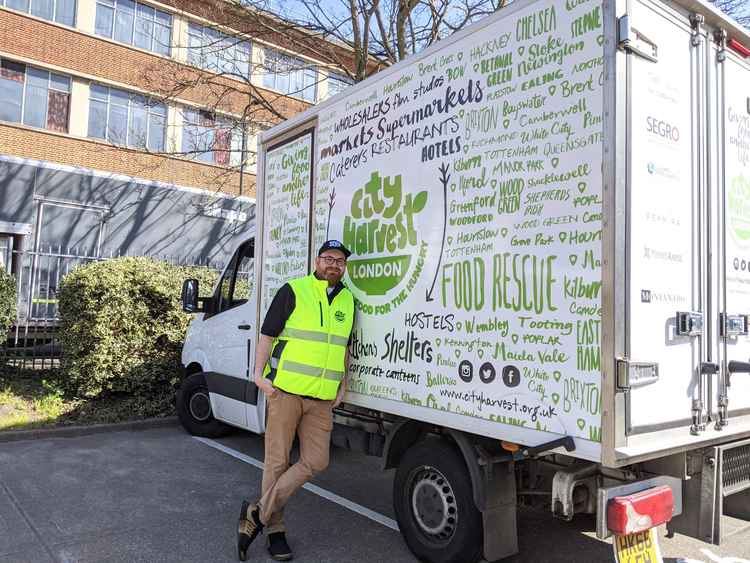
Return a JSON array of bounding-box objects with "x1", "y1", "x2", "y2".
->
[
  {"x1": 94, "y1": 0, "x2": 172, "y2": 56},
  {"x1": 0, "y1": 0, "x2": 77, "y2": 27},
  {"x1": 180, "y1": 108, "x2": 240, "y2": 167},
  {"x1": 87, "y1": 82, "x2": 167, "y2": 151},
  {"x1": 209, "y1": 239, "x2": 254, "y2": 318},
  {"x1": 326, "y1": 72, "x2": 352, "y2": 99},
  {"x1": 0, "y1": 59, "x2": 71, "y2": 133},
  {"x1": 262, "y1": 48, "x2": 318, "y2": 103},
  {"x1": 186, "y1": 22, "x2": 252, "y2": 79}
]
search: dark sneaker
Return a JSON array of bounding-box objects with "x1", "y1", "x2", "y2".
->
[
  {"x1": 237, "y1": 500, "x2": 263, "y2": 561},
  {"x1": 267, "y1": 532, "x2": 293, "y2": 561}
]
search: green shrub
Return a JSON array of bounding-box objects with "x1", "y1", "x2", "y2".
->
[
  {"x1": 0, "y1": 269, "x2": 16, "y2": 335},
  {"x1": 57, "y1": 257, "x2": 218, "y2": 398}
]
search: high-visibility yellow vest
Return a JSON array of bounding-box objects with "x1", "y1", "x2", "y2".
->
[{"x1": 266, "y1": 274, "x2": 355, "y2": 400}]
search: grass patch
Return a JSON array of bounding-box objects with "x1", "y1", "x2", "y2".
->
[{"x1": 0, "y1": 366, "x2": 175, "y2": 432}]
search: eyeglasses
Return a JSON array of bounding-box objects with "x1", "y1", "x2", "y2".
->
[{"x1": 319, "y1": 256, "x2": 346, "y2": 267}]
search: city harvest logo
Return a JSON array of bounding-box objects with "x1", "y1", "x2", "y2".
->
[
  {"x1": 647, "y1": 161, "x2": 680, "y2": 182},
  {"x1": 728, "y1": 175, "x2": 750, "y2": 248},
  {"x1": 343, "y1": 171, "x2": 427, "y2": 296},
  {"x1": 646, "y1": 117, "x2": 680, "y2": 143},
  {"x1": 334, "y1": 310, "x2": 346, "y2": 323}
]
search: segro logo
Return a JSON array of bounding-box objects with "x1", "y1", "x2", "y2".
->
[{"x1": 646, "y1": 117, "x2": 680, "y2": 142}]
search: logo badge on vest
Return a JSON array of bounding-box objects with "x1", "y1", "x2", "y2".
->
[{"x1": 335, "y1": 310, "x2": 346, "y2": 322}]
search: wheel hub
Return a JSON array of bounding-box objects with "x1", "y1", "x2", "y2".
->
[
  {"x1": 410, "y1": 466, "x2": 458, "y2": 542},
  {"x1": 189, "y1": 389, "x2": 212, "y2": 422}
]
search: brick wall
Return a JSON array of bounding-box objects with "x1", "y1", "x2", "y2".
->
[
  {"x1": 0, "y1": 9, "x2": 310, "y2": 120},
  {"x1": 0, "y1": 123, "x2": 256, "y2": 198}
]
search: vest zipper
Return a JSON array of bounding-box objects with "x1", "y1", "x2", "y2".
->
[{"x1": 318, "y1": 301, "x2": 323, "y2": 327}]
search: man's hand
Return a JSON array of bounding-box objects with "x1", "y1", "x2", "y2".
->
[
  {"x1": 254, "y1": 374, "x2": 276, "y2": 397},
  {"x1": 332, "y1": 386, "x2": 345, "y2": 409}
]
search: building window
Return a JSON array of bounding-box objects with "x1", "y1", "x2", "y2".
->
[
  {"x1": 88, "y1": 83, "x2": 166, "y2": 151},
  {"x1": 1, "y1": 0, "x2": 76, "y2": 26},
  {"x1": 262, "y1": 49, "x2": 317, "y2": 103},
  {"x1": 94, "y1": 0, "x2": 172, "y2": 56},
  {"x1": 187, "y1": 23, "x2": 251, "y2": 78},
  {"x1": 325, "y1": 72, "x2": 352, "y2": 99},
  {"x1": 181, "y1": 109, "x2": 244, "y2": 167},
  {"x1": 0, "y1": 59, "x2": 71, "y2": 132}
]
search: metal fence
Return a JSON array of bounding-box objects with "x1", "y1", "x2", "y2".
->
[{"x1": 1, "y1": 246, "x2": 221, "y2": 372}]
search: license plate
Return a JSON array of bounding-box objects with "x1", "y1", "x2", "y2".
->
[{"x1": 613, "y1": 528, "x2": 663, "y2": 563}]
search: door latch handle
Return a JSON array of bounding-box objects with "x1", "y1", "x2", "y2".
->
[
  {"x1": 727, "y1": 360, "x2": 750, "y2": 374},
  {"x1": 237, "y1": 324, "x2": 252, "y2": 330}
]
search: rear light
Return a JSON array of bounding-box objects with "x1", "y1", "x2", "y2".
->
[
  {"x1": 728, "y1": 39, "x2": 750, "y2": 58},
  {"x1": 607, "y1": 485, "x2": 674, "y2": 535}
]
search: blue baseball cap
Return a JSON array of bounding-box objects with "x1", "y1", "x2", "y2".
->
[{"x1": 318, "y1": 240, "x2": 351, "y2": 258}]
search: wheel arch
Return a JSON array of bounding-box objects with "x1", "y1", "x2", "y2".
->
[{"x1": 383, "y1": 422, "x2": 484, "y2": 509}]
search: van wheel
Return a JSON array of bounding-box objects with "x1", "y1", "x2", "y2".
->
[
  {"x1": 176, "y1": 373, "x2": 232, "y2": 438},
  {"x1": 394, "y1": 438, "x2": 482, "y2": 563}
]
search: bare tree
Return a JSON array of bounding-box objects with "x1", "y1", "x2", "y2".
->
[
  {"x1": 94, "y1": 0, "x2": 510, "y2": 194},
  {"x1": 278, "y1": 0, "x2": 511, "y2": 81},
  {"x1": 709, "y1": 0, "x2": 750, "y2": 28}
]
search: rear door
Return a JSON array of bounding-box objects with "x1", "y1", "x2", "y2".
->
[
  {"x1": 625, "y1": 0, "x2": 707, "y2": 434},
  {"x1": 717, "y1": 47, "x2": 750, "y2": 424}
]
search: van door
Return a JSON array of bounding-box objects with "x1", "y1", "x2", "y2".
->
[
  {"x1": 716, "y1": 47, "x2": 750, "y2": 427},
  {"x1": 625, "y1": 0, "x2": 707, "y2": 434},
  {"x1": 201, "y1": 239, "x2": 262, "y2": 432}
]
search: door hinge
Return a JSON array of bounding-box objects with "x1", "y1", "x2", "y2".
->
[
  {"x1": 714, "y1": 29, "x2": 728, "y2": 63},
  {"x1": 616, "y1": 358, "x2": 660, "y2": 390},
  {"x1": 720, "y1": 313, "x2": 749, "y2": 338},
  {"x1": 676, "y1": 311, "x2": 704, "y2": 337},
  {"x1": 618, "y1": 15, "x2": 659, "y2": 63}
]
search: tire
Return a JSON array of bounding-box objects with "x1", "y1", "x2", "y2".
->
[
  {"x1": 176, "y1": 373, "x2": 233, "y2": 438},
  {"x1": 393, "y1": 438, "x2": 483, "y2": 563}
]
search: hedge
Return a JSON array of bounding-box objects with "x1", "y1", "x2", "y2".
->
[
  {"x1": 57, "y1": 257, "x2": 217, "y2": 398},
  {"x1": 0, "y1": 269, "x2": 15, "y2": 336}
]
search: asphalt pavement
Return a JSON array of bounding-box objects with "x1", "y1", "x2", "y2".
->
[{"x1": 0, "y1": 424, "x2": 748, "y2": 563}]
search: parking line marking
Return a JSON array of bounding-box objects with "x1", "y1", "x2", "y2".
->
[{"x1": 194, "y1": 437, "x2": 400, "y2": 532}]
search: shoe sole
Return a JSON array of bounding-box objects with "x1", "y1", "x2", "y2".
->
[{"x1": 237, "y1": 500, "x2": 250, "y2": 562}]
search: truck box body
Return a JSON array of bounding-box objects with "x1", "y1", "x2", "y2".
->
[{"x1": 254, "y1": 0, "x2": 750, "y2": 469}]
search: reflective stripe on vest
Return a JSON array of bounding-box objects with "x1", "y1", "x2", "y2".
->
[{"x1": 266, "y1": 274, "x2": 354, "y2": 400}]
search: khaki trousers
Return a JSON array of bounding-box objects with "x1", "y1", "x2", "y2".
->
[{"x1": 258, "y1": 389, "x2": 334, "y2": 533}]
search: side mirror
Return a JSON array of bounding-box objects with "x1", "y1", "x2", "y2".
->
[{"x1": 181, "y1": 278, "x2": 200, "y2": 313}]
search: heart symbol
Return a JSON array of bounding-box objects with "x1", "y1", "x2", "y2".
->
[
  {"x1": 548, "y1": 85, "x2": 557, "y2": 96},
  {"x1": 577, "y1": 418, "x2": 586, "y2": 431},
  {"x1": 473, "y1": 63, "x2": 480, "y2": 72},
  {"x1": 454, "y1": 349, "x2": 461, "y2": 359},
  {"x1": 478, "y1": 348, "x2": 484, "y2": 359},
  {"x1": 553, "y1": 371, "x2": 562, "y2": 382},
  {"x1": 463, "y1": 145, "x2": 469, "y2": 154},
  {"x1": 569, "y1": 255, "x2": 578, "y2": 266},
  {"x1": 501, "y1": 227, "x2": 508, "y2": 238},
  {"x1": 552, "y1": 157, "x2": 560, "y2": 168},
  {"x1": 503, "y1": 118, "x2": 510, "y2": 129},
  {"x1": 456, "y1": 322, "x2": 462, "y2": 331},
  {"x1": 597, "y1": 34, "x2": 604, "y2": 46},
  {"x1": 447, "y1": 236, "x2": 453, "y2": 245},
  {"x1": 512, "y1": 334, "x2": 519, "y2": 344},
  {"x1": 436, "y1": 337, "x2": 441, "y2": 347},
  {"x1": 552, "y1": 393, "x2": 560, "y2": 405},
  {"x1": 578, "y1": 182, "x2": 586, "y2": 193},
  {"x1": 517, "y1": 46, "x2": 525, "y2": 56},
  {"x1": 458, "y1": 110, "x2": 465, "y2": 119},
  {"x1": 559, "y1": 232, "x2": 567, "y2": 243},
  {"x1": 457, "y1": 52, "x2": 463, "y2": 61}
]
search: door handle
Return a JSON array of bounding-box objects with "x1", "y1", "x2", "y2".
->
[
  {"x1": 727, "y1": 360, "x2": 750, "y2": 375},
  {"x1": 237, "y1": 324, "x2": 252, "y2": 330}
]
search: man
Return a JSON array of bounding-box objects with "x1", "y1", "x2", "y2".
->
[{"x1": 237, "y1": 240, "x2": 355, "y2": 562}]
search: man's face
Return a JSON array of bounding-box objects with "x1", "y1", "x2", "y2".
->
[{"x1": 315, "y1": 250, "x2": 347, "y2": 286}]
